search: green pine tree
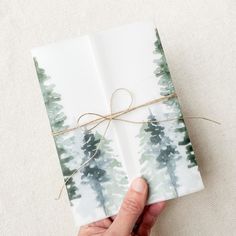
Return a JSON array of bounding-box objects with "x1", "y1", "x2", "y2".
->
[
  {"x1": 81, "y1": 130, "x2": 108, "y2": 214},
  {"x1": 154, "y1": 29, "x2": 197, "y2": 168},
  {"x1": 176, "y1": 126, "x2": 197, "y2": 167},
  {"x1": 143, "y1": 113, "x2": 180, "y2": 197},
  {"x1": 97, "y1": 133, "x2": 128, "y2": 215},
  {"x1": 34, "y1": 58, "x2": 81, "y2": 202},
  {"x1": 81, "y1": 130, "x2": 128, "y2": 216},
  {"x1": 154, "y1": 29, "x2": 177, "y2": 109},
  {"x1": 138, "y1": 120, "x2": 177, "y2": 201}
]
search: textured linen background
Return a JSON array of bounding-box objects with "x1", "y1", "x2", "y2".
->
[{"x1": 0, "y1": 0, "x2": 236, "y2": 235}]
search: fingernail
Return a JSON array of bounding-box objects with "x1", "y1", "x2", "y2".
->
[{"x1": 131, "y1": 178, "x2": 146, "y2": 193}]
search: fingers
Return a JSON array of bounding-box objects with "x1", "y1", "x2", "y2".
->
[
  {"x1": 137, "y1": 202, "x2": 166, "y2": 236},
  {"x1": 79, "y1": 179, "x2": 166, "y2": 236},
  {"x1": 89, "y1": 218, "x2": 112, "y2": 228},
  {"x1": 105, "y1": 177, "x2": 148, "y2": 236},
  {"x1": 79, "y1": 218, "x2": 112, "y2": 236}
]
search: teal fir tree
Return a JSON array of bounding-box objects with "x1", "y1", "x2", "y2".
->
[
  {"x1": 96, "y1": 133, "x2": 128, "y2": 214},
  {"x1": 138, "y1": 117, "x2": 177, "y2": 201},
  {"x1": 34, "y1": 58, "x2": 81, "y2": 202},
  {"x1": 81, "y1": 130, "x2": 108, "y2": 214},
  {"x1": 153, "y1": 29, "x2": 179, "y2": 110},
  {"x1": 177, "y1": 126, "x2": 197, "y2": 167},
  {"x1": 81, "y1": 130, "x2": 128, "y2": 216},
  {"x1": 153, "y1": 29, "x2": 197, "y2": 168},
  {"x1": 143, "y1": 113, "x2": 180, "y2": 197}
]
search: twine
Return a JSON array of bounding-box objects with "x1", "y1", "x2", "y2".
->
[{"x1": 54, "y1": 88, "x2": 220, "y2": 200}]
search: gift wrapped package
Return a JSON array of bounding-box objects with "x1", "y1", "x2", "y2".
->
[{"x1": 32, "y1": 21, "x2": 204, "y2": 226}]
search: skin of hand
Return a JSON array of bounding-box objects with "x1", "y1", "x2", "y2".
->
[{"x1": 78, "y1": 177, "x2": 166, "y2": 236}]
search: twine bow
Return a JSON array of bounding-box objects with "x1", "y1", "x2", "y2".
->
[{"x1": 54, "y1": 88, "x2": 220, "y2": 200}]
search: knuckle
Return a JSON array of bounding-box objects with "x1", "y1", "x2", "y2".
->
[{"x1": 121, "y1": 197, "x2": 143, "y2": 215}]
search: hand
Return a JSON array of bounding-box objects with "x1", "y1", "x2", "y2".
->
[{"x1": 78, "y1": 177, "x2": 166, "y2": 236}]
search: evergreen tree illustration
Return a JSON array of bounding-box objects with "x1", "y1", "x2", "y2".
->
[
  {"x1": 153, "y1": 29, "x2": 197, "y2": 168},
  {"x1": 80, "y1": 130, "x2": 108, "y2": 214},
  {"x1": 143, "y1": 113, "x2": 180, "y2": 197},
  {"x1": 95, "y1": 132, "x2": 128, "y2": 215},
  {"x1": 81, "y1": 130, "x2": 128, "y2": 216},
  {"x1": 34, "y1": 58, "x2": 81, "y2": 202},
  {"x1": 138, "y1": 120, "x2": 177, "y2": 200}
]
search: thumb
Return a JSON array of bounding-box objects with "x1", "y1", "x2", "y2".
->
[{"x1": 106, "y1": 177, "x2": 148, "y2": 236}]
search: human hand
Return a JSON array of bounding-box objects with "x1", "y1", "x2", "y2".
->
[{"x1": 78, "y1": 177, "x2": 165, "y2": 236}]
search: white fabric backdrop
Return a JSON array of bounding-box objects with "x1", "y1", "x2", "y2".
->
[{"x1": 0, "y1": 0, "x2": 235, "y2": 235}]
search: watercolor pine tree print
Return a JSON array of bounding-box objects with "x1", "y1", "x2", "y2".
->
[
  {"x1": 80, "y1": 130, "x2": 108, "y2": 215},
  {"x1": 177, "y1": 125, "x2": 197, "y2": 167},
  {"x1": 138, "y1": 28, "x2": 200, "y2": 198},
  {"x1": 80, "y1": 130, "x2": 128, "y2": 216},
  {"x1": 33, "y1": 58, "x2": 128, "y2": 216},
  {"x1": 97, "y1": 133, "x2": 128, "y2": 214},
  {"x1": 139, "y1": 113, "x2": 180, "y2": 198},
  {"x1": 154, "y1": 29, "x2": 197, "y2": 168},
  {"x1": 34, "y1": 58, "x2": 81, "y2": 203},
  {"x1": 146, "y1": 113, "x2": 180, "y2": 197}
]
